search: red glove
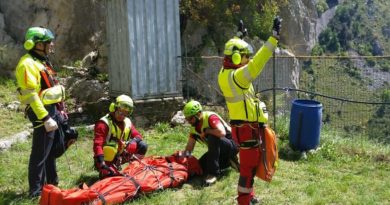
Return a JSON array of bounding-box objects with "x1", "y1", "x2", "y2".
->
[{"x1": 126, "y1": 140, "x2": 137, "y2": 154}]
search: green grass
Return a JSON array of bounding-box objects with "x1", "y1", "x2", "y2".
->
[
  {"x1": 0, "y1": 120, "x2": 389, "y2": 205},
  {"x1": 0, "y1": 78, "x2": 29, "y2": 138}
]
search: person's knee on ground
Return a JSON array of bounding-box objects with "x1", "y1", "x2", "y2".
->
[{"x1": 136, "y1": 140, "x2": 148, "y2": 156}]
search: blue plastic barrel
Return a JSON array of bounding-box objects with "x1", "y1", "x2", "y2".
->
[{"x1": 289, "y1": 99, "x2": 322, "y2": 151}]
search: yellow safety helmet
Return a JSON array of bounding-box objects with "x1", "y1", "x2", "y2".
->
[
  {"x1": 109, "y1": 94, "x2": 134, "y2": 113},
  {"x1": 223, "y1": 37, "x2": 253, "y2": 65},
  {"x1": 183, "y1": 100, "x2": 202, "y2": 118}
]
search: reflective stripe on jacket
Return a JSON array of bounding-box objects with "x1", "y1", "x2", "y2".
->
[
  {"x1": 15, "y1": 53, "x2": 65, "y2": 119},
  {"x1": 15, "y1": 53, "x2": 47, "y2": 119},
  {"x1": 218, "y1": 37, "x2": 277, "y2": 123}
]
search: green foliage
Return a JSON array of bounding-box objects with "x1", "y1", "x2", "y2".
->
[
  {"x1": 316, "y1": 0, "x2": 390, "y2": 56},
  {"x1": 275, "y1": 114, "x2": 289, "y2": 140},
  {"x1": 379, "y1": 60, "x2": 390, "y2": 72},
  {"x1": 0, "y1": 78, "x2": 29, "y2": 138},
  {"x1": 73, "y1": 60, "x2": 83, "y2": 68},
  {"x1": 367, "y1": 89, "x2": 390, "y2": 143},
  {"x1": 96, "y1": 73, "x2": 108, "y2": 82},
  {"x1": 0, "y1": 77, "x2": 18, "y2": 104},
  {"x1": 299, "y1": 57, "x2": 384, "y2": 133},
  {"x1": 180, "y1": 0, "x2": 287, "y2": 50},
  {"x1": 153, "y1": 122, "x2": 172, "y2": 133},
  {"x1": 381, "y1": 89, "x2": 390, "y2": 103},
  {"x1": 311, "y1": 45, "x2": 324, "y2": 56},
  {"x1": 356, "y1": 43, "x2": 372, "y2": 56},
  {"x1": 318, "y1": 28, "x2": 340, "y2": 53},
  {"x1": 316, "y1": 0, "x2": 329, "y2": 16}
]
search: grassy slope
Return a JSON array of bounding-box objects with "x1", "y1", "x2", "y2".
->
[
  {"x1": 0, "y1": 122, "x2": 389, "y2": 205},
  {"x1": 300, "y1": 59, "x2": 380, "y2": 131},
  {"x1": 1, "y1": 1, "x2": 389, "y2": 204},
  {"x1": 0, "y1": 78, "x2": 29, "y2": 138},
  {"x1": 302, "y1": 0, "x2": 390, "y2": 133}
]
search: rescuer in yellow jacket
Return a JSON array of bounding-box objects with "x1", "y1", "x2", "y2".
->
[
  {"x1": 181, "y1": 100, "x2": 239, "y2": 186},
  {"x1": 93, "y1": 95, "x2": 148, "y2": 179},
  {"x1": 15, "y1": 27, "x2": 76, "y2": 197},
  {"x1": 218, "y1": 18, "x2": 281, "y2": 205}
]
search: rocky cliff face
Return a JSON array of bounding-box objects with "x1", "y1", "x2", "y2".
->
[
  {"x1": 279, "y1": 0, "x2": 319, "y2": 55},
  {"x1": 0, "y1": 0, "x2": 107, "y2": 76},
  {"x1": 0, "y1": 0, "x2": 333, "y2": 77}
]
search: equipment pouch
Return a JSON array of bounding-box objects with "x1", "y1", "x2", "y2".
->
[
  {"x1": 103, "y1": 144, "x2": 118, "y2": 162},
  {"x1": 40, "y1": 85, "x2": 65, "y2": 105},
  {"x1": 256, "y1": 126, "x2": 278, "y2": 182}
]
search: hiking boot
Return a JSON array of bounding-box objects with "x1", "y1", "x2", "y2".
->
[
  {"x1": 250, "y1": 197, "x2": 260, "y2": 204},
  {"x1": 229, "y1": 155, "x2": 240, "y2": 172},
  {"x1": 204, "y1": 175, "x2": 217, "y2": 186}
]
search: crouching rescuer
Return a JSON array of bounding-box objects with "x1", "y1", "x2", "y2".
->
[
  {"x1": 93, "y1": 95, "x2": 148, "y2": 178},
  {"x1": 181, "y1": 100, "x2": 239, "y2": 186}
]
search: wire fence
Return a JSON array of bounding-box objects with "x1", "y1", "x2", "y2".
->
[{"x1": 181, "y1": 55, "x2": 390, "y2": 137}]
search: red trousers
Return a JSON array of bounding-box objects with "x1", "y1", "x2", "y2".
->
[{"x1": 232, "y1": 123, "x2": 262, "y2": 205}]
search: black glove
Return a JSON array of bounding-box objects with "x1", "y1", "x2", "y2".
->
[
  {"x1": 272, "y1": 16, "x2": 282, "y2": 39},
  {"x1": 95, "y1": 155, "x2": 105, "y2": 168},
  {"x1": 95, "y1": 155, "x2": 115, "y2": 176},
  {"x1": 236, "y1": 20, "x2": 248, "y2": 39}
]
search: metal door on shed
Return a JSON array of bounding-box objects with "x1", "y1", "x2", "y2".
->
[{"x1": 106, "y1": 0, "x2": 182, "y2": 99}]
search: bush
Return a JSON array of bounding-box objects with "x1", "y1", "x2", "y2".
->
[
  {"x1": 316, "y1": 0, "x2": 329, "y2": 16},
  {"x1": 179, "y1": 0, "x2": 288, "y2": 49},
  {"x1": 311, "y1": 45, "x2": 324, "y2": 56},
  {"x1": 319, "y1": 28, "x2": 340, "y2": 53},
  {"x1": 367, "y1": 90, "x2": 390, "y2": 144}
]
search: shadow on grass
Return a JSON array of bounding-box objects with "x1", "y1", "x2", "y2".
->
[
  {"x1": 75, "y1": 173, "x2": 100, "y2": 187},
  {"x1": 129, "y1": 170, "x2": 235, "y2": 204},
  {"x1": 185, "y1": 168, "x2": 235, "y2": 189},
  {"x1": 278, "y1": 142, "x2": 304, "y2": 161},
  {"x1": 0, "y1": 190, "x2": 38, "y2": 205}
]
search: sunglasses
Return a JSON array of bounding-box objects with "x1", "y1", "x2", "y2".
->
[{"x1": 117, "y1": 103, "x2": 133, "y2": 114}]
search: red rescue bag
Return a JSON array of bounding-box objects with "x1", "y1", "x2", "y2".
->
[
  {"x1": 256, "y1": 126, "x2": 278, "y2": 182},
  {"x1": 40, "y1": 153, "x2": 202, "y2": 205}
]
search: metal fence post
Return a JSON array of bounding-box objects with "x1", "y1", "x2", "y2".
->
[{"x1": 273, "y1": 51, "x2": 276, "y2": 131}]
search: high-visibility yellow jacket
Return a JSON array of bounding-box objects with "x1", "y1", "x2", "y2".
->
[
  {"x1": 15, "y1": 53, "x2": 65, "y2": 120},
  {"x1": 100, "y1": 114, "x2": 133, "y2": 144},
  {"x1": 189, "y1": 111, "x2": 231, "y2": 144},
  {"x1": 218, "y1": 37, "x2": 278, "y2": 123},
  {"x1": 100, "y1": 114, "x2": 132, "y2": 161}
]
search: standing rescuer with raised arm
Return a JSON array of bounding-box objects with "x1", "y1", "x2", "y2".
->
[{"x1": 217, "y1": 17, "x2": 282, "y2": 205}]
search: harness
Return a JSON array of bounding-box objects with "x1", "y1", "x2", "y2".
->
[
  {"x1": 100, "y1": 114, "x2": 133, "y2": 160},
  {"x1": 231, "y1": 121, "x2": 265, "y2": 149}
]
